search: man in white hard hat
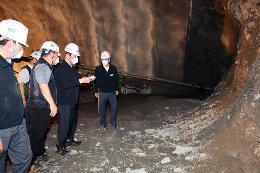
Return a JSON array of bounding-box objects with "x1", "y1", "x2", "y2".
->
[
  {"x1": 54, "y1": 43, "x2": 94, "y2": 155},
  {"x1": 18, "y1": 50, "x2": 41, "y2": 108},
  {"x1": 0, "y1": 19, "x2": 32, "y2": 173},
  {"x1": 94, "y1": 51, "x2": 119, "y2": 130},
  {"x1": 27, "y1": 41, "x2": 60, "y2": 171}
]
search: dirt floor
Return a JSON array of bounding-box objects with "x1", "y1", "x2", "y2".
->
[
  {"x1": 22, "y1": 89, "x2": 258, "y2": 173},
  {"x1": 38, "y1": 93, "x2": 205, "y2": 173}
]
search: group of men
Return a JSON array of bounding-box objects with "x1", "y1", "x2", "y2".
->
[{"x1": 0, "y1": 19, "x2": 120, "y2": 173}]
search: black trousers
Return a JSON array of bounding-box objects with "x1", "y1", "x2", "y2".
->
[
  {"x1": 27, "y1": 107, "x2": 51, "y2": 162},
  {"x1": 57, "y1": 104, "x2": 78, "y2": 148}
]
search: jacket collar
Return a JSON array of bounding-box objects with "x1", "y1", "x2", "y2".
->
[
  {"x1": 38, "y1": 57, "x2": 53, "y2": 70},
  {"x1": 63, "y1": 61, "x2": 72, "y2": 68},
  {"x1": 0, "y1": 55, "x2": 11, "y2": 68}
]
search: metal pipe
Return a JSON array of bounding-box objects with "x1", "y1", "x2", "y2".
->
[{"x1": 78, "y1": 64, "x2": 214, "y2": 91}]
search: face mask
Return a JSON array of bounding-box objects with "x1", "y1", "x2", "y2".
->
[
  {"x1": 7, "y1": 42, "x2": 20, "y2": 59},
  {"x1": 14, "y1": 49, "x2": 24, "y2": 59},
  {"x1": 71, "y1": 57, "x2": 78, "y2": 65},
  {"x1": 54, "y1": 57, "x2": 59, "y2": 65},
  {"x1": 102, "y1": 59, "x2": 109, "y2": 66},
  {"x1": 52, "y1": 54, "x2": 59, "y2": 65}
]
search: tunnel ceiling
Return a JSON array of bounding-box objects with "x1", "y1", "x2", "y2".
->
[{"x1": 0, "y1": 0, "x2": 238, "y2": 89}]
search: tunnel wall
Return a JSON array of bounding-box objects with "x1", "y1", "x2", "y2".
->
[
  {"x1": 184, "y1": 0, "x2": 239, "y2": 88},
  {"x1": 0, "y1": 0, "x2": 190, "y2": 82},
  {"x1": 0, "y1": 0, "x2": 238, "y2": 90},
  {"x1": 177, "y1": 0, "x2": 259, "y2": 139}
]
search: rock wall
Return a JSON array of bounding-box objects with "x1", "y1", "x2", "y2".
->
[
  {"x1": 184, "y1": 0, "x2": 239, "y2": 88},
  {"x1": 0, "y1": 0, "x2": 190, "y2": 82},
  {"x1": 176, "y1": 0, "x2": 259, "y2": 163},
  {"x1": 0, "y1": 0, "x2": 237, "y2": 89}
]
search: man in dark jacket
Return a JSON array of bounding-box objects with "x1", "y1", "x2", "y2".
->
[
  {"x1": 54, "y1": 43, "x2": 93, "y2": 155},
  {"x1": 0, "y1": 19, "x2": 32, "y2": 173},
  {"x1": 94, "y1": 51, "x2": 119, "y2": 130}
]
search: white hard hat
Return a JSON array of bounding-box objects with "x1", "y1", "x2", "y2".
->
[
  {"x1": 30, "y1": 50, "x2": 41, "y2": 60},
  {"x1": 0, "y1": 19, "x2": 29, "y2": 47},
  {"x1": 100, "y1": 51, "x2": 110, "y2": 60},
  {"x1": 64, "y1": 43, "x2": 80, "y2": 56},
  {"x1": 40, "y1": 41, "x2": 61, "y2": 56}
]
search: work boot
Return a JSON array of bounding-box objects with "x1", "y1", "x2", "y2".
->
[
  {"x1": 110, "y1": 124, "x2": 119, "y2": 129},
  {"x1": 38, "y1": 152, "x2": 57, "y2": 165},
  {"x1": 56, "y1": 145, "x2": 70, "y2": 155},
  {"x1": 30, "y1": 160, "x2": 49, "y2": 173},
  {"x1": 67, "y1": 139, "x2": 82, "y2": 147},
  {"x1": 101, "y1": 125, "x2": 107, "y2": 131}
]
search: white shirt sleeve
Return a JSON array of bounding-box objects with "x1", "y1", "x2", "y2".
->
[{"x1": 18, "y1": 68, "x2": 30, "y2": 84}]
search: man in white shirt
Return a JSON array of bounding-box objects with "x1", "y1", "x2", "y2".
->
[{"x1": 18, "y1": 50, "x2": 41, "y2": 108}]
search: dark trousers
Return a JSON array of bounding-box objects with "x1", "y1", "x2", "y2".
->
[
  {"x1": 98, "y1": 92, "x2": 118, "y2": 127},
  {"x1": 0, "y1": 119, "x2": 32, "y2": 173},
  {"x1": 57, "y1": 104, "x2": 78, "y2": 148},
  {"x1": 27, "y1": 107, "x2": 51, "y2": 162},
  {"x1": 24, "y1": 108, "x2": 30, "y2": 133}
]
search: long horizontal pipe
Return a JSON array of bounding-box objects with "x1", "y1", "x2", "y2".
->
[{"x1": 78, "y1": 64, "x2": 214, "y2": 91}]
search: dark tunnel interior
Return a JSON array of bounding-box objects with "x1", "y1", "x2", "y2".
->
[{"x1": 184, "y1": 0, "x2": 238, "y2": 89}]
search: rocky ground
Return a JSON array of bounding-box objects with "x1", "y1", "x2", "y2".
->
[
  {"x1": 5, "y1": 86, "x2": 260, "y2": 173},
  {"x1": 27, "y1": 88, "x2": 258, "y2": 173},
  {"x1": 37, "y1": 93, "x2": 206, "y2": 173}
]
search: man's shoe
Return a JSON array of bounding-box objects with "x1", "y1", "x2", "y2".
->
[
  {"x1": 110, "y1": 124, "x2": 119, "y2": 129},
  {"x1": 67, "y1": 139, "x2": 82, "y2": 147},
  {"x1": 101, "y1": 125, "x2": 107, "y2": 131},
  {"x1": 56, "y1": 147, "x2": 69, "y2": 155},
  {"x1": 30, "y1": 160, "x2": 49, "y2": 173},
  {"x1": 38, "y1": 152, "x2": 57, "y2": 165}
]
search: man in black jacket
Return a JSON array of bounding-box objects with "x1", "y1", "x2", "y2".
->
[
  {"x1": 94, "y1": 51, "x2": 119, "y2": 130},
  {"x1": 54, "y1": 43, "x2": 93, "y2": 155},
  {"x1": 0, "y1": 19, "x2": 32, "y2": 173}
]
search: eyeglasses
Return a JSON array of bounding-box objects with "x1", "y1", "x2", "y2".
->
[
  {"x1": 101, "y1": 58, "x2": 110, "y2": 60},
  {"x1": 71, "y1": 54, "x2": 78, "y2": 59},
  {"x1": 13, "y1": 41, "x2": 24, "y2": 52}
]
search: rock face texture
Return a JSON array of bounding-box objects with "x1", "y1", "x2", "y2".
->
[
  {"x1": 171, "y1": 0, "x2": 259, "y2": 133},
  {"x1": 0, "y1": 0, "x2": 236, "y2": 88},
  {"x1": 176, "y1": 0, "x2": 260, "y2": 171},
  {"x1": 0, "y1": 0, "x2": 190, "y2": 82},
  {"x1": 184, "y1": 0, "x2": 239, "y2": 88}
]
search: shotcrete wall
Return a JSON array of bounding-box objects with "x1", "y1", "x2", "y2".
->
[
  {"x1": 0, "y1": 0, "x2": 237, "y2": 90},
  {"x1": 0, "y1": 0, "x2": 190, "y2": 82}
]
